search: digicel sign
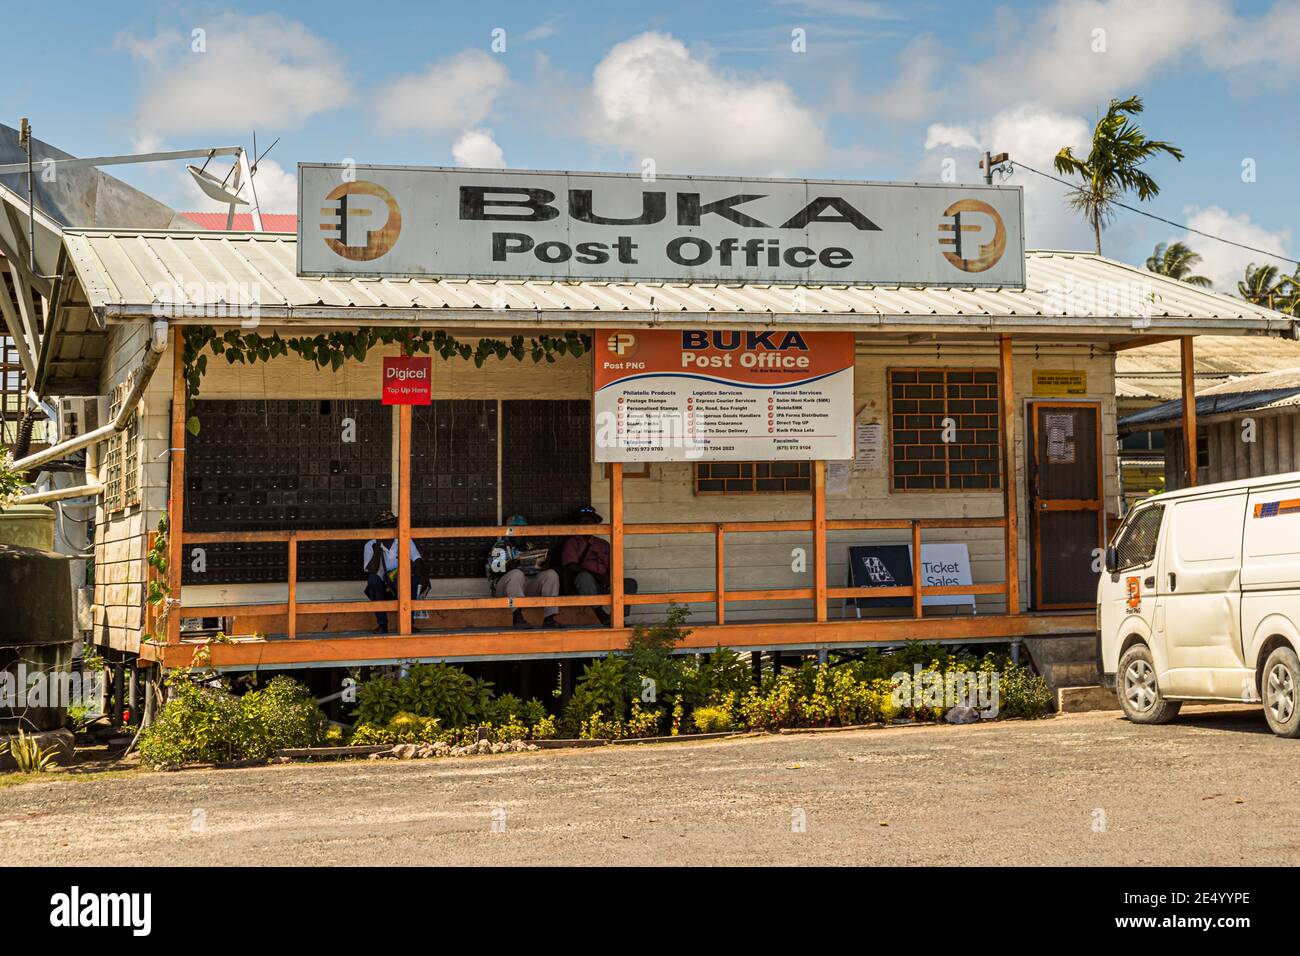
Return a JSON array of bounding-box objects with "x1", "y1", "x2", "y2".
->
[{"x1": 382, "y1": 356, "x2": 432, "y2": 405}]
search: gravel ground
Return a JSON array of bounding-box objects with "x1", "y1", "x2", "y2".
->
[{"x1": 2, "y1": 704, "x2": 1296, "y2": 866}]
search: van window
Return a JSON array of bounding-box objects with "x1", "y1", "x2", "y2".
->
[{"x1": 1113, "y1": 505, "x2": 1164, "y2": 571}]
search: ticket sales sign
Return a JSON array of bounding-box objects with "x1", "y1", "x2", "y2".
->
[
  {"x1": 594, "y1": 329, "x2": 854, "y2": 463},
  {"x1": 299, "y1": 164, "x2": 1025, "y2": 287},
  {"x1": 382, "y1": 356, "x2": 432, "y2": 405}
]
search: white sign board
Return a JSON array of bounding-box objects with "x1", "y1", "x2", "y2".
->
[
  {"x1": 298, "y1": 164, "x2": 1025, "y2": 287},
  {"x1": 913, "y1": 542, "x2": 976, "y2": 609},
  {"x1": 593, "y1": 329, "x2": 854, "y2": 462},
  {"x1": 854, "y1": 420, "x2": 883, "y2": 473}
]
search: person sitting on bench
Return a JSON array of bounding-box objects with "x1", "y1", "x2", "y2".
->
[
  {"x1": 362, "y1": 510, "x2": 429, "y2": 633},
  {"x1": 560, "y1": 506, "x2": 613, "y2": 626},
  {"x1": 487, "y1": 514, "x2": 561, "y2": 630}
]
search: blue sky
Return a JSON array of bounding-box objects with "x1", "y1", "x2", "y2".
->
[{"x1": 4, "y1": 0, "x2": 1297, "y2": 290}]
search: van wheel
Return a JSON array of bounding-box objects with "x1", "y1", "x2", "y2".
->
[
  {"x1": 1118, "y1": 645, "x2": 1181, "y2": 724},
  {"x1": 1262, "y1": 646, "x2": 1300, "y2": 738}
]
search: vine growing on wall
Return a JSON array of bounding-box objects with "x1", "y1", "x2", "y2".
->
[
  {"x1": 180, "y1": 326, "x2": 591, "y2": 435},
  {"x1": 143, "y1": 514, "x2": 169, "y2": 645}
]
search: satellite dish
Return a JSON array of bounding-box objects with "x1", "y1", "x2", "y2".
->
[{"x1": 186, "y1": 164, "x2": 247, "y2": 206}]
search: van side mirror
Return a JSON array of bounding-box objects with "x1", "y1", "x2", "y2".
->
[{"x1": 1104, "y1": 545, "x2": 1118, "y2": 574}]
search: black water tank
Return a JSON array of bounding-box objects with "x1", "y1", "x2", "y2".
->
[{"x1": 0, "y1": 544, "x2": 75, "y2": 731}]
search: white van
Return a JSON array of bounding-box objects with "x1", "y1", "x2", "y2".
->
[{"x1": 1099, "y1": 471, "x2": 1300, "y2": 737}]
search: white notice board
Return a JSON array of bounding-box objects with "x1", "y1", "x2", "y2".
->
[{"x1": 911, "y1": 542, "x2": 976, "y2": 609}]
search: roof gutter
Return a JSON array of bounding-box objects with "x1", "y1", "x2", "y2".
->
[{"x1": 12, "y1": 318, "x2": 170, "y2": 474}]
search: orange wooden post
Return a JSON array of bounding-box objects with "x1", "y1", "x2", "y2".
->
[
  {"x1": 714, "y1": 525, "x2": 726, "y2": 625},
  {"x1": 1181, "y1": 335, "x2": 1198, "y2": 488},
  {"x1": 610, "y1": 462, "x2": 625, "y2": 628},
  {"x1": 813, "y1": 459, "x2": 827, "y2": 622},
  {"x1": 166, "y1": 327, "x2": 187, "y2": 645},
  {"x1": 287, "y1": 536, "x2": 298, "y2": 640},
  {"x1": 397, "y1": 403, "x2": 413, "y2": 635},
  {"x1": 998, "y1": 334, "x2": 1021, "y2": 615},
  {"x1": 911, "y1": 520, "x2": 923, "y2": 619}
]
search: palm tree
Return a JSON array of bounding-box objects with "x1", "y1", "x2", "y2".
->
[
  {"x1": 1273, "y1": 266, "x2": 1300, "y2": 315},
  {"x1": 1145, "y1": 241, "x2": 1211, "y2": 287},
  {"x1": 1054, "y1": 96, "x2": 1184, "y2": 254},
  {"x1": 1238, "y1": 262, "x2": 1285, "y2": 308}
]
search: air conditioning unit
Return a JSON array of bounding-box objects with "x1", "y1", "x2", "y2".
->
[{"x1": 57, "y1": 396, "x2": 107, "y2": 441}]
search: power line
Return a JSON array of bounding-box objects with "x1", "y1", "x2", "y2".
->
[{"x1": 1005, "y1": 160, "x2": 1300, "y2": 269}]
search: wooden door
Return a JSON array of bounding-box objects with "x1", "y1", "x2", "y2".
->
[{"x1": 1028, "y1": 402, "x2": 1104, "y2": 609}]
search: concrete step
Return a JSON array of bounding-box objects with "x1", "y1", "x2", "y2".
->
[
  {"x1": 1047, "y1": 661, "x2": 1102, "y2": 687},
  {"x1": 1057, "y1": 685, "x2": 1119, "y2": 713},
  {"x1": 1022, "y1": 634, "x2": 1097, "y2": 665}
]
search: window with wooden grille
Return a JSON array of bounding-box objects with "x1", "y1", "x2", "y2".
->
[
  {"x1": 103, "y1": 385, "x2": 124, "y2": 512},
  {"x1": 889, "y1": 368, "x2": 1002, "y2": 491},
  {"x1": 102, "y1": 374, "x2": 141, "y2": 512},
  {"x1": 694, "y1": 460, "x2": 812, "y2": 494}
]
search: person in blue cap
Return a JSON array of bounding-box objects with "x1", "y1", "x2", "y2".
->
[{"x1": 487, "y1": 514, "x2": 561, "y2": 629}]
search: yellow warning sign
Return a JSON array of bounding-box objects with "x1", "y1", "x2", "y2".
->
[{"x1": 1032, "y1": 370, "x2": 1087, "y2": 396}]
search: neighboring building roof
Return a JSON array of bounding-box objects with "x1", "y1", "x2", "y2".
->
[
  {"x1": 1116, "y1": 335, "x2": 1300, "y2": 402},
  {"x1": 1119, "y1": 366, "x2": 1300, "y2": 429},
  {"x1": 180, "y1": 212, "x2": 298, "y2": 231},
  {"x1": 56, "y1": 231, "x2": 1293, "y2": 337}
]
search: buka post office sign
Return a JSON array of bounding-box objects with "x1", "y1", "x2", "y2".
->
[{"x1": 298, "y1": 164, "x2": 1025, "y2": 287}]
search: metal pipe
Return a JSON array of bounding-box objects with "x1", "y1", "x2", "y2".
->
[
  {"x1": 13, "y1": 319, "x2": 170, "y2": 473},
  {"x1": 14, "y1": 480, "x2": 104, "y2": 505}
]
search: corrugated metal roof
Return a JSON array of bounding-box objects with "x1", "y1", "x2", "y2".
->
[
  {"x1": 1119, "y1": 366, "x2": 1300, "y2": 427},
  {"x1": 181, "y1": 212, "x2": 298, "y2": 231},
  {"x1": 59, "y1": 229, "x2": 1293, "y2": 334}
]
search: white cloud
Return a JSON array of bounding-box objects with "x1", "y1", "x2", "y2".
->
[
  {"x1": 966, "y1": 0, "x2": 1231, "y2": 112},
  {"x1": 165, "y1": 157, "x2": 297, "y2": 215},
  {"x1": 773, "y1": 0, "x2": 902, "y2": 19},
  {"x1": 922, "y1": 105, "x2": 1094, "y2": 250},
  {"x1": 452, "y1": 129, "x2": 506, "y2": 168},
  {"x1": 1168, "y1": 206, "x2": 1293, "y2": 292},
  {"x1": 586, "y1": 32, "x2": 827, "y2": 175},
  {"x1": 375, "y1": 50, "x2": 509, "y2": 133},
  {"x1": 871, "y1": 36, "x2": 945, "y2": 122},
  {"x1": 118, "y1": 14, "x2": 353, "y2": 133},
  {"x1": 245, "y1": 159, "x2": 297, "y2": 213},
  {"x1": 1200, "y1": 0, "x2": 1300, "y2": 86}
]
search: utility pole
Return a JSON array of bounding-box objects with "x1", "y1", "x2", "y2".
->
[{"x1": 979, "y1": 151, "x2": 1009, "y2": 186}]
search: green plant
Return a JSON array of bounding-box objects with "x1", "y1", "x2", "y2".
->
[
  {"x1": 143, "y1": 516, "x2": 170, "y2": 644},
  {"x1": 623, "y1": 604, "x2": 692, "y2": 705},
  {"x1": 355, "y1": 663, "x2": 488, "y2": 727},
  {"x1": 994, "y1": 666, "x2": 1053, "y2": 719},
  {"x1": 572, "y1": 655, "x2": 629, "y2": 721},
  {"x1": 0, "y1": 449, "x2": 23, "y2": 510},
  {"x1": 138, "y1": 676, "x2": 325, "y2": 768},
  {"x1": 692, "y1": 705, "x2": 733, "y2": 734},
  {"x1": 3, "y1": 729, "x2": 60, "y2": 772},
  {"x1": 237, "y1": 677, "x2": 329, "y2": 758},
  {"x1": 181, "y1": 326, "x2": 591, "y2": 432}
]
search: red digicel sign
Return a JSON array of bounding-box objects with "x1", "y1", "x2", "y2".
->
[{"x1": 382, "y1": 356, "x2": 432, "y2": 405}]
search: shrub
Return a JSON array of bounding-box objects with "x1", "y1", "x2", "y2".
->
[
  {"x1": 139, "y1": 676, "x2": 325, "y2": 768},
  {"x1": 355, "y1": 663, "x2": 492, "y2": 727},
  {"x1": 692, "y1": 705, "x2": 733, "y2": 734},
  {"x1": 238, "y1": 677, "x2": 328, "y2": 758},
  {"x1": 994, "y1": 666, "x2": 1053, "y2": 719}
]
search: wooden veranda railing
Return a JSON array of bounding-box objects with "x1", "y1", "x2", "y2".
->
[{"x1": 164, "y1": 330, "x2": 1023, "y2": 647}]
